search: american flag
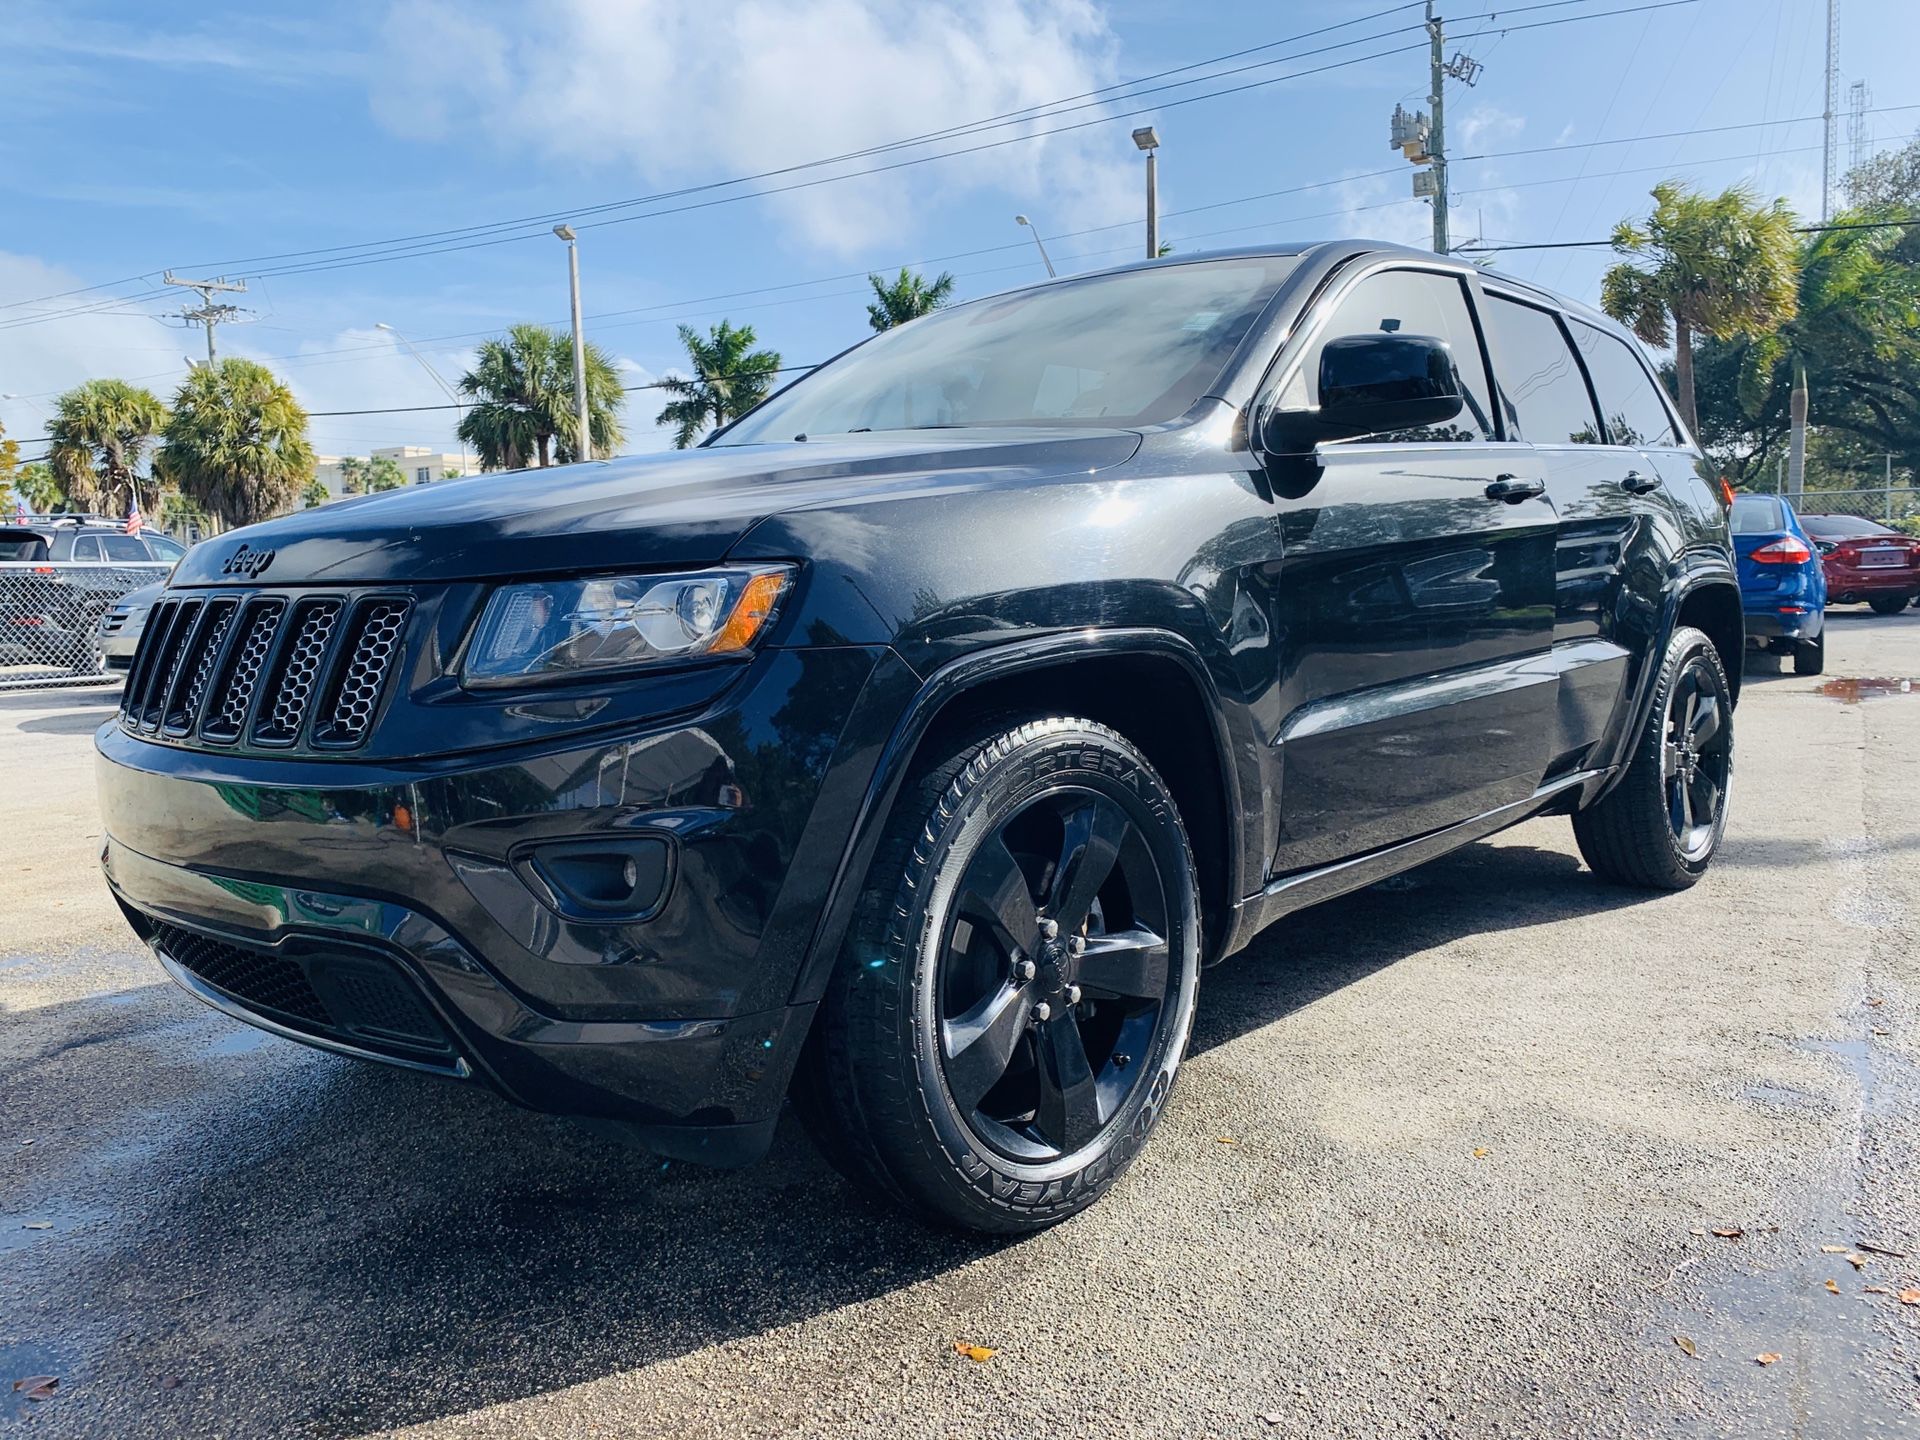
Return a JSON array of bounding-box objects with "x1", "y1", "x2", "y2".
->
[{"x1": 124, "y1": 500, "x2": 143, "y2": 535}]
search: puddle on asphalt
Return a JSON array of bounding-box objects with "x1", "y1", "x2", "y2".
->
[{"x1": 1816, "y1": 677, "x2": 1917, "y2": 703}]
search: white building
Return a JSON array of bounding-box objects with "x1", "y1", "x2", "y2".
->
[{"x1": 312, "y1": 446, "x2": 471, "y2": 500}]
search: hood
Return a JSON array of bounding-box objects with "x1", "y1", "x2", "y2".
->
[{"x1": 169, "y1": 429, "x2": 1142, "y2": 587}]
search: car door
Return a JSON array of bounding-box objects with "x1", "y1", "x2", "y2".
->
[
  {"x1": 1263, "y1": 263, "x2": 1559, "y2": 876},
  {"x1": 1476, "y1": 290, "x2": 1664, "y2": 771}
]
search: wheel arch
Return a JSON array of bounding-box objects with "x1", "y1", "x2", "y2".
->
[{"x1": 787, "y1": 629, "x2": 1248, "y2": 1008}]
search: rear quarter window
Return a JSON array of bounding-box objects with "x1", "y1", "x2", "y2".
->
[
  {"x1": 1730, "y1": 496, "x2": 1785, "y2": 533},
  {"x1": 1569, "y1": 321, "x2": 1680, "y2": 448},
  {"x1": 0, "y1": 531, "x2": 50, "y2": 561}
]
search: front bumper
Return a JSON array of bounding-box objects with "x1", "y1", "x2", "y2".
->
[{"x1": 96, "y1": 644, "x2": 915, "y2": 1163}]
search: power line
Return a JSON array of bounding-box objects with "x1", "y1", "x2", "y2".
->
[{"x1": 0, "y1": 0, "x2": 1679, "y2": 323}]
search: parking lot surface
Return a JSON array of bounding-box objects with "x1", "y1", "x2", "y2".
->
[{"x1": 3, "y1": 611, "x2": 1918, "y2": 1438}]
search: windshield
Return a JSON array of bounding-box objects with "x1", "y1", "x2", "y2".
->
[
  {"x1": 1729, "y1": 496, "x2": 1786, "y2": 534},
  {"x1": 1801, "y1": 513, "x2": 1894, "y2": 539},
  {"x1": 717, "y1": 257, "x2": 1298, "y2": 444}
]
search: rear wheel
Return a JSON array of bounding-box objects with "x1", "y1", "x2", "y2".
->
[
  {"x1": 1793, "y1": 631, "x2": 1826, "y2": 676},
  {"x1": 1869, "y1": 594, "x2": 1908, "y2": 615},
  {"x1": 1573, "y1": 625, "x2": 1733, "y2": 890},
  {"x1": 802, "y1": 717, "x2": 1199, "y2": 1233}
]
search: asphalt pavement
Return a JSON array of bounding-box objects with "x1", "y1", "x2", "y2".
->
[{"x1": 2, "y1": 610, "x2": 1917, "y2": 1438}]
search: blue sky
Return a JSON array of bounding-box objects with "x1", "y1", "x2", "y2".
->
[{"x1": 4, "y1": 0, "x2": 1918, "y2": 463}]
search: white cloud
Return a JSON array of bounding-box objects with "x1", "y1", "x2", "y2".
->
[{"x1": 370, "y1": 0, "x2": 1134, "y2": 254}]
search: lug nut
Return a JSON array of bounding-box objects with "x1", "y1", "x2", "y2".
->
[
  {"x1": 1040, "y1": 919, "x2": 1059, "y2": 941},
  {"x1": 1015, "y1": 959, "x2": 1037, "y2": 981},
  {"x1": 1033, "y1": 1001, "x2": 1053, "y2": 1022},
  {"x1": 1066, "y1": 984, "x2": 1082, "y2": 1005},
  {"x1": 1068, "y1": 934, "x2": 1084, "y2": 955}
]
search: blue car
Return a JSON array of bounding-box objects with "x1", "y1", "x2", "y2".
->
[{"x1": 1731, "y1": 493, "x2": 1828, "y2": 675}]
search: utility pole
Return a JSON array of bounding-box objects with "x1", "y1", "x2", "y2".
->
[
  {"x1": 1392, "y1": 7, "x2": 1479, "y2": 255},
  {"x1": 552, "y1": 225, "x2": 593, "y2": 463},
  {"x1": 163, "y1": 272, "x2": 247, "y2": 365},
  {"x1": 1132, "y1": 126, "x2": 1161, "y2": 259},
  {"x1": 1821, "y1": 0, "x2": 1839, "y2": 222},
  {"x1": 1427, "y1": 2, "x2": 1448, "y2": 254}
]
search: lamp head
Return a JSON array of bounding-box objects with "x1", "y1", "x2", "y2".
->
[
  {"x1": 1131, "y1": 126, "x2": 1160, "y2": 152},
  {"x1": 553, "y1": 224, "x2": 577, "y2": 241},
  {"x1": 1015, "y1": 214, "x2": 1031, "y2": 228}
]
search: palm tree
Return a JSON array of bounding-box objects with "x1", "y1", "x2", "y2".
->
[
  {"x1": 865, "y1": 267, "x2": 955, "y2": 332},
  {"x1": 457, "y1": 323, "x2": 625, "y2": 469},
  {"x1": 157, "y1": 359, "x2": 315, "y2": 530},
  {"x1": 300, "y1": 475, "x2": 330, "y2": 508},
  {"x1": 654, "y1": 320, "x2": 783, "y2": 448},
  {"x1": 1601, "y1": 181, "x2": 1800, "y2": 438},
  {"x1": 46, "y1": 379, "x2": 167, "y2": 517}
]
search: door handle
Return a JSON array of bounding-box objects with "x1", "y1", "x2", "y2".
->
[
  {"x1": 1485, "y1": 473, "x2": 1545, "y2": 503},
  {"x1": 1621, "y1": 469, "x2": 1663, "y2": 495}
]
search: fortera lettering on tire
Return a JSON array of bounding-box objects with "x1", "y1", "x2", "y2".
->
[{"x1": 97, "y1": 242, "x2": 1740, "y2": 1231}]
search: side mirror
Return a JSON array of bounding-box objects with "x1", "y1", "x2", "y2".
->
[{"x1": 1257, "y1": 332, "x2": 1466, "y2": 455}]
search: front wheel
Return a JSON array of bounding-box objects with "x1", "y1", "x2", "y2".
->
[
  {"x1": 1573, "y1": 625, "x2": 1733, "y2": 890},
  {"x1": 1869, "y1": 594, "x2": 1908, "y2": 615},
  {"x1": 802, "y1": 717, "x2": 1200, "y2": 1233}
]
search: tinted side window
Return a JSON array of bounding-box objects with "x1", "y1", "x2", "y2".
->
[
  {"x1": 1479, "y1": 295, "x2": 1603, "y2": 445},
  {"x1": 101, "y1": 534, "x2": 150, "y2": 561},
  {"x1": 1310, "y1": 270, "x2": 1496, "y2": 441},
  {"x1": 144, "y1": 534, "x2": 186, "y2": 561},
  {"x1": 69, "y1": 535, "x2": 104, "y2": 561},
  {"x1": 1569, "y1": 321, "x2": 1678, "y2": 448}
]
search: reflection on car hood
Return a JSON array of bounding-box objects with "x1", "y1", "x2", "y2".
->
[{"x1": 167, "y1": 429, "x2": 1142, "y2": 587}]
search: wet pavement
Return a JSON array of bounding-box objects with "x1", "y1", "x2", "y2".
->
[{"x1": 2, "y1": 610, "x2": 1918, "y2": 1438}]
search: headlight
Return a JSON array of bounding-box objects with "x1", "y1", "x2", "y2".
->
[{"x1": 461, "y1": 564, "x2": 792, "y2": 686}]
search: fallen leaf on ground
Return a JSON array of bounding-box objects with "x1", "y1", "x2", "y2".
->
[
  {"x1": 953, "y1": 1342, "x2": 997, "y2": 1363},
  {"x1": 1824, "y1": 1279, "x2": 1841, "y2": 1294},
  {"x1": 1821, "y1": 1245, "x2": 1848, "y2": 1253},
  {"x1": 1215, "y1": 1136, "x2": 1236, "y2": 1145},
  {"x1": 1756, "y1": 1353, "x2": 1781, "y2": 1366},
  {"x1": 1900, "y1": 1290, "x2": 1920, "y2": 1306},
  {"x1": 1846, "y1": 1253, "x2": 1867, "y2": 1270},
  {"x1": 1865, "y1": 1286, "x2": 1891, "y2": 1294},
  {"x1": 1674, "y1": 1336, "x2": 1698, "y2": 1358},
  {"x1": 1259, "y1": 1415, "x2": 1283, "y2": 1427},
  {"x1": 21, "y1": 1222, "x2": 51, "y2": 1231},
  {"x1": 12, "y1": 1376, "x2": 57, "y2": 1401},
  {"x1": 1472, "y1": 1147, "x2": 1490, "y2": 1159},
  {"x1": 1866, "y1": 997, "x2": 1885, "y2": 1007},
  {"x1": 1711, "y1": 1227, "x2": 1743, "y2": 1239}
]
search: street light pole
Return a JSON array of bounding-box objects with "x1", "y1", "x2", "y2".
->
[
  {"x1": 1132, "y1": 127, "x2": 1161, "y2": 258},
  {"x1": 376, "y1": 323, "x2": 469, "y2": 477},
  {"x1": 553, "y1": 225, "x2": 593, "y2": 463},
  {"x1": 1014, "y1": 215, "x2": 1057, "y2": 277}
]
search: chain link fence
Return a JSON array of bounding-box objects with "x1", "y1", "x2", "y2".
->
[
  {"x1": 0, "y1": 562, "x2": 171, "y2": 692},
  {"x1": 1781, "y1": 486, "x2": 1920, "y2": 530}
]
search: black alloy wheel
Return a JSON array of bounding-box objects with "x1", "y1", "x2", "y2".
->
[
  {"x1": 938, "y1": 788, "x2": 1173, "y2": 1163},
  {"x1": 801, "y1": 717, "x2": 1199, "y2": 1233},
  {"x1": 1662, "y1": 654, "x2": 1732, "y2": 863}
]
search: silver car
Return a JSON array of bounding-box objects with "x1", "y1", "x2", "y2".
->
[{"x1": 97, "y1": 581, "x2": 165, "y2": 672}]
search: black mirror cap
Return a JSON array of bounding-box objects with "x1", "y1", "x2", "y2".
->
[{"x1": 1257, "y1": 332, "x2": 1466, "y2": 455}]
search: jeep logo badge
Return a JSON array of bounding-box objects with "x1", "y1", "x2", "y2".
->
[{"x1": 221, "y1": 543, "x2": 275, "y2": 579}]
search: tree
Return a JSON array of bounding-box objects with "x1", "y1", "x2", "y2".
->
[
  {"x1": 1601, "y1": 181, "x2": 1800, "y2": 437},
  {"x1": 1845, "y1": 132, "x2": 1920, "y2": 210},
  {"x1": 865, "y1": 266, "x2": 955, "y2": 331},
  {"x1": 456, "y1": 323, "x2": 625, "y2": 469},
  {"x1": 158, "y1": 359, "x2": 315, "y2": 529},
  {"x1": 341, "y1": 454, "x2": 407, "y2": 495},
  {"x1": 0, "y1": 418, "x2": 19, "y2": 514},
  {"x1": 654, "y1": 320, "x2": 783, "y2": 448},
  {"x1": 46, "y1": 378, "x2": 167, "y2": 517},
  {"x1": 300, "y1": 475, "x2": 330, "y2": 508},
  {"x1": 12, "y1": 463, "x2": 65, "y2": 513}
]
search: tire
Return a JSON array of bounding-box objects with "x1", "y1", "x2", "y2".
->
[
  {"x1": 1573, "y1": 625, "x2": 1733, "y2": 891},
  {"x1": 801, "y1": 716, "x2": 1200, "y2": 1233},
  {"x1": 1793, "y1": 631, "x2": 1826, "y2": 676},
  {"x1": 1869, "y1": 594, "x2": 1908, "y2": 615}
]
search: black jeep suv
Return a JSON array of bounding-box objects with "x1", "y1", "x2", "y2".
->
[{"x1": 98, "y1": 244, "x2": 1740, "y2": 1232}]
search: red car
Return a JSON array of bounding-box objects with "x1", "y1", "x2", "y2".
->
[{"x1": 1800, "y1": 513, "x2": 1920, "y2": 614}]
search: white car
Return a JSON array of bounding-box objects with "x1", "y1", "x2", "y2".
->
[{"x1": 97, "y1": 581, "x2": 166, "y2": 672}]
